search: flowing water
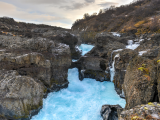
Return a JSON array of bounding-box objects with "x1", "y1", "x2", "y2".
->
[
  {"x1": 79, "y1": 44, "x2": 94, "y2": 55},
  {"x1": 31, "y1": 44, "x2": 126, "y2": 120}
]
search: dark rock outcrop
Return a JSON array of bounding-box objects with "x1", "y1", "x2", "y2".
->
[
  {"x1": 49, "y1": 33, "x2": 82, "y2": 59},
  {"x1": 76, "y1": 56, "x2": 110, "y2": 81},
  {"x1": 100, "y1": 104, "x2": 122, "y2": 120}
]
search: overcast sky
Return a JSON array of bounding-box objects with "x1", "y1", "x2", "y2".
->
[{"x1": 0, "y1": 0, "x2": 133, "y2": 28}]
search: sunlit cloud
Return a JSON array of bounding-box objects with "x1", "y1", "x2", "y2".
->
[{"x1": 0, "y1": 0, "x2": 133, "y2": 28}]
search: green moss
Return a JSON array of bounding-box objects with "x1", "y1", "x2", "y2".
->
[
  {"x1": 44, "y1": 88, "x2": 47, "y2": 93},
  {"x1": 113, "y1": 79, "x2": 122, "y2": 90},
  {"x1": 0, "y1": 114, "x2": 6, "y2": 119},
  {"x1": 131, "y1": 116, "x2": 140, "y2": 120},
  {"x1": 50, "y1": 78, "x2": 59, "y2": 85},
  {"x1": 148, "y1": 102, "x2": 154, "y2": 106},
  {"x1": 81, "y1": 31, "x2": 98, "y2": 43}
]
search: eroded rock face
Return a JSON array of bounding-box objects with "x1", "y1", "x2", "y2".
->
[
  {"x1": 124, "y1": 56, "x2": 157, "y2": 109},
  {"x1": 100, "y1": 104, "x2": 122, "y2": 120},
  {"x1": 113, "y1": 49, "x2": 137, "y2": 95},
  {"x1": 0, "y1": 35, "x2": 72, "y2": 119},
  {"x1": 119, "y1": 102, "x2": 160, "y2": 120},
  {"x1": 44, "y1": 31, "x2": 82, "y2": 59},
  {"x1": 0, "y1": 70, "x2": 44, "y2": 119}
]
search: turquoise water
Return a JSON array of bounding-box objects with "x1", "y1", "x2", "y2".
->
[
  {"x1": 31, "y1": 44, "x2": 126, "y2": 120},
  {"x1": 79, "y1": 44, "x2": 94, "y2": 55}
]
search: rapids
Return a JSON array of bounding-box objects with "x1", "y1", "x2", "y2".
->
[{"x1": 31, "y1": 44, "x2": 126, "y2": 120}]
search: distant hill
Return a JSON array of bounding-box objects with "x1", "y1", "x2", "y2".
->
[
  {"x1": 0, "y1": 17, "x2": 70, "y2": 37},
  {"x1": 72, "y1": 0, "x2": 160, "y2": 35}
]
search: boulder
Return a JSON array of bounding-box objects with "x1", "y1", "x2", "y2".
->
[
  {"x1": 0, "y1": 70, "x2": 44, "y2": 119},
  {"x1": 101, "y1": 104, "x2": 122, "y2": 120},
  {"x1": 77, "y1": 56, "x2": 110, "y2": 81},
  {"x1": 123, "y1": 56, "x2": 157, "y2": 109}
]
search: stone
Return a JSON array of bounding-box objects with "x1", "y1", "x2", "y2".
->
[
  {"x1": 119, "y1": 102, "x2": 160, "y2": 120},
  {"x1": 100, "y1": 104, "x2": 122, "y2": 120},
  {"x1": 0, "y1": 70, "x2": 44, "y2": 119}
]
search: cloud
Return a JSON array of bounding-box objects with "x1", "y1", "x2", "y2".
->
[
  {"x1": 0, "y1": 0, "x2": 134, "y2": 28},
  {"x1": 98, "y1": 2, "x2": 118, "y2": 7},
  {"x1": 0, "y1": 1, "x2": 72, "y2": 28},
  {"x1": 23, "y1": 0, "x2": 68, "y2": 5},
  {"x1": 60, "y1": 2, "x2": 90, "y2": 10},
  {"x1": 85, "y1": 0, "x2": 95, "y2": 3}
]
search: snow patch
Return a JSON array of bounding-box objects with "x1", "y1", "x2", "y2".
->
[{"x1": 139, "y1": 50, "x2": 148, "y2": 56}]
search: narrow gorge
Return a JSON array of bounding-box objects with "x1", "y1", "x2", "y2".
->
[
  {"x1": 31, "y1": 44, "x2": 125, "y2": 120},
  {"x1": 1, "y1": 0, "x2": 160, "y2": 119}
]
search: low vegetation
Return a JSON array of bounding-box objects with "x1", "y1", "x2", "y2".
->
[{"x1": 72, "y1": 0, "x2": 160, "y2": 35}]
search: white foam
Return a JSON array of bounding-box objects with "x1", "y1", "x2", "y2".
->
[
  {"x1": 31, "y1": 68, "x2": 126, "y2": 120},
  {"x1": 31, "y1": 44, "x2": 126, "y2": 120},
  {"x1": 72, "y1": 59, "x2": 78, "y2": 62},
  {"x1": 126, "y1": 40, "x2": 140, "y2": 50},
  {"x1": 113, "y1": 49, "x2": 123, "y2": 52},
  {"x1": 110, "y1": 53, "x2": 120, "y2": 82},
  {"x1": 111, "y1": 32, "x2": 121, "y2": 37}
]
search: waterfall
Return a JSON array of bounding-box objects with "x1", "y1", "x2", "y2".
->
[{"x1": 110, "y1": 53, "x2": 120, "y2": 82}]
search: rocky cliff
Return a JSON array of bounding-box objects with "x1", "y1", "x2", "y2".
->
[
  {"x1": 72, "y1": 31, "x2": 160, "y2": 119},
  {"x1": 1, "y1": 13, "x2": 160, "y2": 119},
  {"x1": 0, "y1": 17, "x2": 77, "y2": 119}
]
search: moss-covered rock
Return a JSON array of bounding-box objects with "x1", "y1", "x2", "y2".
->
[
  {"x1": 119, "y1": 102, "x2": 160, "y2": 120},
  {"x1": 123, "y1": 56, "x2": 157, "y2": 109}
]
